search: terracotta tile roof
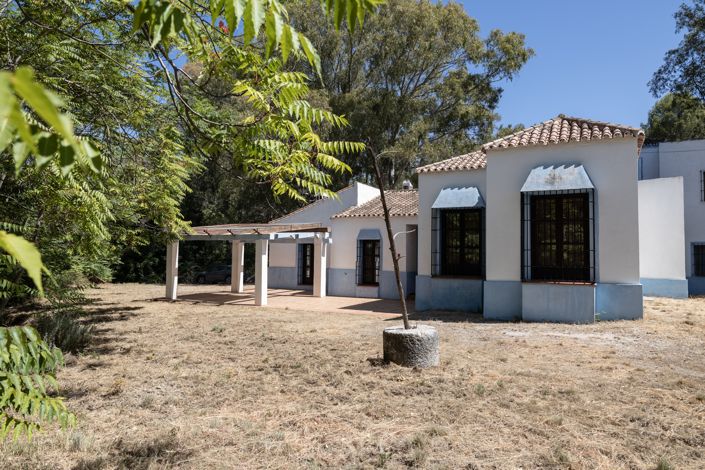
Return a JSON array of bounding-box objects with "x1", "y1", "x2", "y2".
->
[
  {"x1": 415, "y1": 115, "x2": 645, "y2": 174},
  {"x1": 332, "y1": 190, "x2": 418, "y2": 218},
  {"x1": 482, "y1": 115, "x2": 645, "y2": 152},
  {"x1": 415, "y1": 150, "x2": 486, "y2": 174}
]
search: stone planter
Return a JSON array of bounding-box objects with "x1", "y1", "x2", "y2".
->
[{"x1": 383, "y1": 325, "x2": 439, "y2": 368}]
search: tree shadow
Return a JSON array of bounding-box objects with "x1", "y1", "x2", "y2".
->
[
  {"x1": 72, "y1": 428, "x2": 191, "y2": 470},
  {"x1": 383, "y1": 310, "x2": 513, "y2": 324}
]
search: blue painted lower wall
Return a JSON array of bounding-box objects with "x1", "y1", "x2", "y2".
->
[
  {"x1": 483, "y1": 281, "x2": 522, "y2": 321},
  {"x1": 595, "y1": 283, "x2": 643, "y2": 320},
  {"x1": 268, "y1": 266, "x2": 312, "y2": 291},
  {"x1": 522, "y1": 283, "x2": 596, "y2": 324},
  {"x1": 415, "y1": 275, "x2": 483, "y2": 312},
  {"x1": 688, "y1": 277, "x2": 705, "y2": 295},
  {"x1": 641, "y1": 278, "x2": 688, "y2": 298},
  {"x1": 326, "y1": 268, "x2": 415, "y2": 299}
]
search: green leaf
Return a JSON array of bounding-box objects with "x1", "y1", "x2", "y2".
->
[
  {"x1": 58, "y1": 144, "x2": 76, "y2": 176},
  {"x1": 264, "y1": 10, "x2": 283, "y2": 58},
  {"x1": 281, "y1": 25, "x2": 299, "y2": 63},
  {"x1": 224, "y1": 0, "x2": 245, "y2": 36},
  {"x1": 12, "y1": 142, "x2": 29, "y2": 172},
  {"x1": 210, "y1": 0, "x2": 225, "y2": 25},
  {"x1": 36, "y1": 133, "x2": 59, "y2": 157},
  {"x1": 11, "y1": 68, "x2": 75, "y2": 145},
  {"x1": 299, "y1": 33, "x2": 321, "y2": 77},
  {"x1": 243, "y1": 0, "x2": 264, "y2": 45},
  {"x1": 0, "y1": 231, "x2": 45, "y2": 295}
]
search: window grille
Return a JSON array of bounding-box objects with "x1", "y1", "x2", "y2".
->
[
  {"x1": 521, "y1": 189, "x2": 595, "y2": 282},
  {"x1": 693, "y1": 244, "x2": 705, "y2": 277},
  {"x1": 439, "y1": 209, "x2": 483, "y2": 276},
  {"x1": 701, "y1": 170, "x2": 705, "y2": 202}
]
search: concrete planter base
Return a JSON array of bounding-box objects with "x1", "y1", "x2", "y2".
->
[{"x1": 383, "y1": 325, "x2": 439, "y2": 368}]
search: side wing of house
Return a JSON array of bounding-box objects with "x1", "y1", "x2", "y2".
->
[
  {"x1": 267, "y1": 182, "x2": 379, "y2": 290},
  {"x1": 645, "y1": 140, "x2": 705, "y2": 295}
]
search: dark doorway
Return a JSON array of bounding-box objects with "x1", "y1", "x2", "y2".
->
[{"x1": 298, "y1": 243, "x2": 314, "y2": 285}]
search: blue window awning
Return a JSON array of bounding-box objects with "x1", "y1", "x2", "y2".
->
[
  {"x1": 432, "y1": 187, "x2": 485, "y2": 209},
  {"x1": 357, "y1": 229, "x2": 381, "y2": 240},
  {"x1": 520, "y1": 165, "x2": 594, "y2": 193}
]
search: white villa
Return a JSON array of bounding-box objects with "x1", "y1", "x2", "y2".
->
[{"x1": 166, "y1": 115, "x2": 694, "y2": 323}]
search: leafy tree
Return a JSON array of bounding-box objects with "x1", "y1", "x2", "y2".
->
[
  {"x1": 288, "y1": 0, "x2": 533, "y2": 187},
  {"x1": 643, "y1": 93, "x2": 705, "y2": 143},
  {"x1": 650, "y1": 0, "x2": 705, "y2": 101}
]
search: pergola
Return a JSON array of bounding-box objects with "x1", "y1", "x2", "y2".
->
[{"x1": 165, "y1": 223, "x2": 331, "y2": 306}]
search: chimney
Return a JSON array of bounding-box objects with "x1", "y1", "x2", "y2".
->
[{"x1": 402, "y1": 179, "x2": 414, "y2": 190}]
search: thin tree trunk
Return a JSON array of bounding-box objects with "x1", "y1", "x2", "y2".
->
[{"x1": 370, "y1": 150, "x2": 410, "y2": 329}]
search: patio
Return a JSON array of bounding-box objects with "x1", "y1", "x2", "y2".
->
[{"x1": 166, "y1": 284, "x2": 411, "y2": 317}]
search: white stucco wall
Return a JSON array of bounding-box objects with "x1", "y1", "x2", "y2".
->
[
  {"x1": 416, "y1": 169, "x2": 487, "y2": 276},
  {"x1": 328, "y1": 216, "x2": 418, "y2": 272},
  {"x1": 638, "y1": 177, "x2": 686, "y2": 280},
  {"x1": 271, "y1": 182, "x2": 379, "y2": 225},
  {"x1": 485, "y1": 138, "x2": 641, "y2": 284},
  {"x1": 638, "y1": 145, "x2": 660, "y2": 180},
  {"x1": 654, "y1": 140, "x2": 705, "y2": 277},
  {"x1": 269, "y1": 182, "x2": 379, "y2": 269}
]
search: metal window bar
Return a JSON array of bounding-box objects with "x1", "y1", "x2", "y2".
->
[
  {"x1": 431, "y1": 209, "x2": 440, "y2": 276},
  {"x1": 521, "y1": 188, "x2": 596, "y2": 283},
  {"x1": 356, "y1": 240, "x2": 363, "y2": 284},
  {"x1": 693, "y1": 244, "x2": 705, "y2": 277},
  {"x1": 701, "y1": 171, "x2": 705, "y2": 202}
]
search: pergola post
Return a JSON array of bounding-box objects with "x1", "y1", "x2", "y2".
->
[
  {"x1": 165, "y1": 241, "x2": 179, "y2": 300},
  {"x1": 254, "y1": 238, "x2": 269, "y2": 306},
  {"x1": 231, "y1": 240, "x2": 245, "y2": 293},
  {"x1": 313, "y1": 235, "x2": 327, "y2": 298}
]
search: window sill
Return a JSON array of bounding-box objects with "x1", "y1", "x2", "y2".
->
[
  {"x1": 432, "y1": 275, "x2": 484, "y2": 280},
  {"x1": 522, "y1": 280, "x2": 595, "y2": 286}
]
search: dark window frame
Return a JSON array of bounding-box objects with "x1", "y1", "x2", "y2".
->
[
  {"x1": 438, "y1": 208, "x2": 484, "y2": 277},
  {"x1": 297, "y1": 243, "x2": 314, "y2": 285},
  {"x1": 693, "y1": 243, "x2": 705, "y2": 277},
  {"x1": 700, "y1": 170, "x2": 705, "y2": 202},
  {"x1": 357, "y1": 239, "x2": 380, "y2": 285},
  {"x1": 521, "y1": 189, "x2": 596, "y2": 283}
]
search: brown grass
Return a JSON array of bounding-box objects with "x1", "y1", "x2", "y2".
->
[{"x1": 2, "y1": 283, "x2": 705, "y2": 469}]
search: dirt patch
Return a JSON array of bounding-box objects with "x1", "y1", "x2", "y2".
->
[{"x1": 2, "y1": 283, "x2": 704, "y2": 469}]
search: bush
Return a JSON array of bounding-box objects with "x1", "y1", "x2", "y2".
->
[
  {"x1": 0, "y1": 326, "x2": 75, "y2": 439},
  {"x1": 34, "y1": 310, "x2": 94, "y2": 354}
]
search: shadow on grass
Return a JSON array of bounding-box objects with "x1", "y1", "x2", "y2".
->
[
  {"x1": 383, "y1": 310, "x2": 513, "y2": 324},
  {"x1": 72, "y1": 428, "x2": 191, "y2": 470}
]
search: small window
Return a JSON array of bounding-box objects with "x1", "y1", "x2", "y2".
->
[
  {"x1": 440, "y1": 209, "x2": 482, "y2": 276},
  {"x1": 694, "y1": 244, "x2": 705, "y2": 277},
  {"x1": 357, "y1": 239, "x2": 380, "y2": 285},
  {"x1": 297, "y1": 243, "x2": 314, "y2": 285}
]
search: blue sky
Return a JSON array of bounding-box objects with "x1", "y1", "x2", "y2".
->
[{"x1": 460, "y1": 0, "x2": 685, "y2": 128}]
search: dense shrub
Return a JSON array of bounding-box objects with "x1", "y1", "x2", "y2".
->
[{"x1": 34, "y1": 310, "x2": 94, "y2": 354}]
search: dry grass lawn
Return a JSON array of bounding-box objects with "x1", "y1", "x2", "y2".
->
[{"x1": 2, "y1": 283, "x2": 705, "y2": 469}]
